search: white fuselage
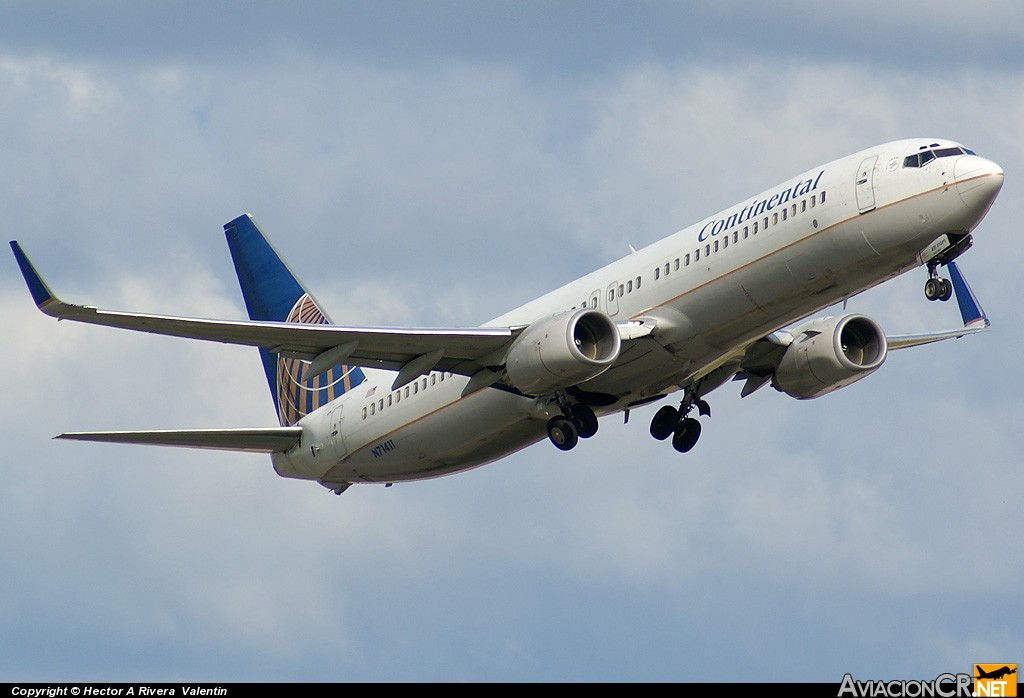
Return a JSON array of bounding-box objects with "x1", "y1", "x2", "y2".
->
[{"x1": 271, "y1": 138, "x2": 1003, "y2": 489}]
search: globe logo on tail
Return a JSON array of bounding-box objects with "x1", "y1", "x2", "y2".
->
[{"x1": 276, "y1": 294, "x2": 358, "y2": 426}]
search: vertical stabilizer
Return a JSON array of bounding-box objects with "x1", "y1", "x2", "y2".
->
[{"x1": 224, "y1": 214, "x2": 366, "y2": 426}]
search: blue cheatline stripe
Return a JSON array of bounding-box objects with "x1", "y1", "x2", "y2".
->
[
  {"x1": 10, "y1": 241, "x2": 56, "y2": 307},
  {"x1": 946, "y1": 261, "x2": 988, "y2": 327}
]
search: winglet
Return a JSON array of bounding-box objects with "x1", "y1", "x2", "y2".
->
[
  {"x1": 9, "y1": 241, "x2": 60, "y2": 310},
  {"x1": 886, "y1": 261, "x2": 991, "y2": 351},
  {"x1": 946, "y1": 260, "x2": 989, "y2": 329}
]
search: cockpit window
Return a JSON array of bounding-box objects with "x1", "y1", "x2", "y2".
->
[{"x1": 903, "y1": 145, "x2": 971, "y2": 168}]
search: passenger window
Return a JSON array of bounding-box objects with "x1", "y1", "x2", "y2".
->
[
  {"x1": 694, "y1": 249, "x2": 700, "y2": 261},
  {"x1": 674, "y1": 258, "x2": 679, "y2": 271},
  {"x1": 733, "y1": 231, "x2": 738, "y2": 243},
  {"x1": 723, "y1": 236, "x2": 728, "y2": 248},
  {"x1": 617, "y1": 284, "x2": 624, "y2": 297},
  {"x1": 395, "y1": 391, "x2": 400, "y2": 403},
  {"x1": 763, "y1": 216, "x2": 768, "y2": 229},
  {"x1": 655, "y1": 267, "x2": 660, "y2": 280},
  {"x1": 664, "y1": 263, "x2": 670, "y2": 276},
  {"x1": 801, "y1": 200, "x2": 806, "y2": 212},
  {"x1": 362, "y1": 407, "x2": 367, "y2": 419},
  {"x1": 751, "y1": 222, "x2": 757, "y2": 234},
  {"x1": 636, "y1": 276, "x2": 641, "y2": 289},
  {"x1": 370, "y1": 402, "x2": 375, "y2": 415},
  {"x1": 608, "y1": 289, "x2": 614, "y2": 302},
  {"x1": 627, "y1": 280, "x2": 632, "y2": 293},
  {"x1": 413, "y1": 382, "x2": 418, "y2": 394},
  {"x1": 387, "y1": 395, "x2": 393, "y2": 407},
  {"x1": 705, "y1": 244, "x2": 710, "y2": 257},
  {"x1": 379, "y1": 399, "x2": 384, "y2": 411},
  {"x1": 431, "y1": 374, "x2": 436, "y2": 386},
  {"x1": 772, "y1": 213, "x2": 778, "y2": 225},
  {"x1": 820, "y1": 191, "x2": 826, "y2": 203},
  {"x1": 713, "y1": 240, "x2": 719, "y2": 252},
  {"x1": 404, "y1": 387, "x2": 410, "y2": 398},
  {"x1": 782, "y1": 209, "x2": 787, "y2": 221},
  {"x1": 684, "y1": 253, "x2": 690, "y2": 266},
  {"x1": 810, "y1": 196, "x2": 816, "y2": 208}
]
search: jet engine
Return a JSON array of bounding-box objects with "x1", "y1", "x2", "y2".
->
[
  {"x1": 505, "y1": 309, "x2": 621, "y2": 396},
  {"x1": 773, "y1": 314, "x2": 887, "y2": 399}
]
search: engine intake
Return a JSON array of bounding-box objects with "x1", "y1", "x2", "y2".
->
[
  {"x1": 773, "y1": 314, "x2": 887, "y2": 399},
  {"x1": 505, "y1": 309, "x2": 621, "y2": 396}
]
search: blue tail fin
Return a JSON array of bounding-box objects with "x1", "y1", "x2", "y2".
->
[{"x1": 224, "y1": 214, "x2": 366, "y2": 426}]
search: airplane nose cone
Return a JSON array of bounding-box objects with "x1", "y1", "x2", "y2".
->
[{"x1": 955, "y1": 156, "x2": 1004, "y2": 211}]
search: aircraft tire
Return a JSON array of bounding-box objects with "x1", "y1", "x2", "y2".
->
[
  {"x1": 650, "y1": 406, "x2": 678, "y2": 441},
  {"x1": 569, "y1": 404, "x2": 599, "y2": 439},
  {"x1": 939, "y1": 278, "x2": 953, "y2": 302},
  {"x1": 547, "y1": 416, "x2": 579, "y2": 451},
  {"x1": 672, "y1": 418, "x2": 702, "y2": 453},
  {"x1": 924, "y1": 277, "x2": 942, "y2": 301}
]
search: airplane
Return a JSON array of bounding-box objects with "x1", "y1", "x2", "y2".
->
[
  {"x1": 975, "y1": 666, "x2": 1016, "y2": 681},
  {"x1": 11, "y1": 137, "x2": 1003, "y2": 496}
]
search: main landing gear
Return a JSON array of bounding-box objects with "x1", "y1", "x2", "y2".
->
[
  {"x1": 649, "y1": 388, "x2": 711, "y2": 453},
  {"x1": 546, "y1": 395, "x2": 599, "y2": 451},
  {"x1": 924, "y1": 261, "x2": 953, "y2": 302}
]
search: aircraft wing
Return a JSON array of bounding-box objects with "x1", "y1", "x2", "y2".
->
[
  {"x1": 55, "y1": 427, "x2": 303, "y2": 453},
  {"x1": 10, "y1": 241, "x2": 517, "y2": 376}
]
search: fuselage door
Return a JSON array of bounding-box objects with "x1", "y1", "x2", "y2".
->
[
  {"x1": 605, "y1": 282, "x2": 620, "y2": 316},
  {"x1": 856, "y1": 155, "x2": 878, "y2": 213},
  {"x1": 329, "y1": 403, "x2": 347, "y2": 459}
]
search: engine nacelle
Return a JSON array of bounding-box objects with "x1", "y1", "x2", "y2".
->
[
  {"x1": 773, "y1": 314, "x2": 887, "y2": 399},
  {"x1": 505, "y1": 309, "x2": 621, "y2": 396}
]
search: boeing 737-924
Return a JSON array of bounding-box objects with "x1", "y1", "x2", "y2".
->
[{"x1": 11, "y1": 138, "x2": 1003, "y2": 495}]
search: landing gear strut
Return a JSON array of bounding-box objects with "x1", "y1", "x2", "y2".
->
[
  {"x1": 545, "y1": 393, "x2": 599, "y2": 451},
  {"x1": 924, "y1": 262, "x2": 953, "y2": 302},
  {"x1": 649, "y1": 386, "x2": 711, "y2": 454}
]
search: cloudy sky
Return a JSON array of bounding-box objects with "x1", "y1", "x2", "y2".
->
[{"x1": 2, "y1": 1, "x2": 1022, "y2": 683}]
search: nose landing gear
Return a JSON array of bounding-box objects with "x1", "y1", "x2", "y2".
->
[{"x1": 924, "y1": 262, "x2": 953, "y2": 302}]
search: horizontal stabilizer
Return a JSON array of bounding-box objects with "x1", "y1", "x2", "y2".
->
[{"x1": 56, "y1": 427, "x2": 303, "y2": 453}]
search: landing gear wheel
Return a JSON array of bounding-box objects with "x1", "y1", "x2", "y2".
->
[
  {"x1": 567, "y1": 404, "x2": 599, "y2": 439},
  {"x1": 547, "y1": 416, "x2": 579, "y2": 451},
  {"x1": 671, "y1": 418, "x2": 702, "y2": 453},
  {"x1": 939, "y1": 278, "x2": 953, "y2": 302},
  {"x1": 650, "y1": 406, "x2": 679, "y2": 441},
  {"x1": 925, "y1": 275, "x2": 953, "y2": 302}
]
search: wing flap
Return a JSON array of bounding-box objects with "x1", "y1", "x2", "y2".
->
[{"x1": 55, "y1": 427, "x2": 303, "y2": 453}]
